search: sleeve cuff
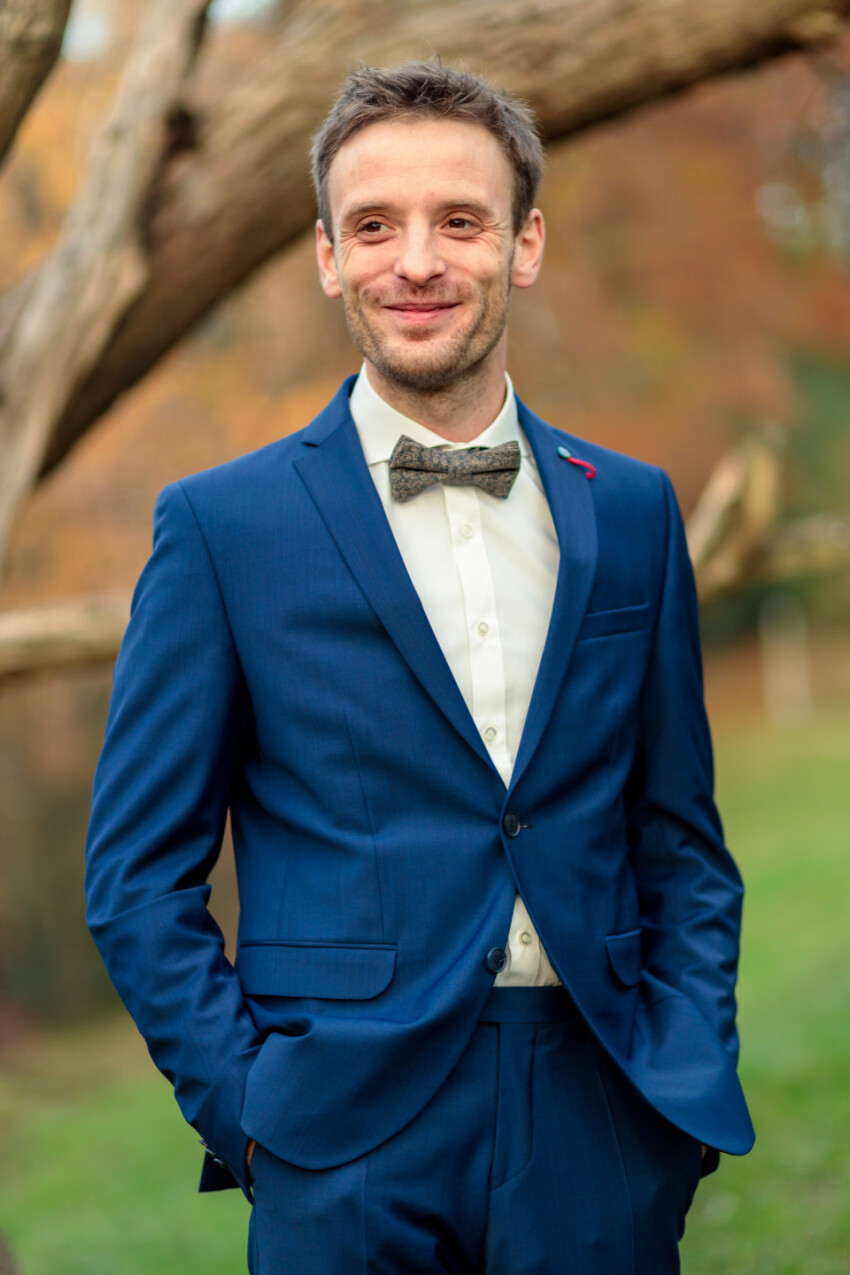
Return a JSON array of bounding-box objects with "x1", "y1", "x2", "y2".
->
[{"x1": 192, "y1": 1044, "x2": 262, "y2": 1201}]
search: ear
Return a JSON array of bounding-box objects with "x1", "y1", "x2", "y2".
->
[
  {"x1": 316, "y1": 220, "x2": 342, "y2": 298},
  {"x1": 510, "y1": 209, "x2": 545, "y2": 290}
]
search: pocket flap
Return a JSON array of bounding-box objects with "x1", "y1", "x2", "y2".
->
[
  {"x1": 605, "y1": 929, "x2": 642, "y2": 987},
  {"x1": 579, "y1": 603, "x2": 649, "y2": 641},
  {"x1": 236, "y1": 941, "x2": 396, "y2": 1000}
]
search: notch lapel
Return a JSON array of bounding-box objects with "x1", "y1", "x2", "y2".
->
[
  {"x1": 510, "y1": 402, "x2": 599, "y2": 790},
  {"x1": 294, "y1": 388, "x2": 496, "y2": 773}
]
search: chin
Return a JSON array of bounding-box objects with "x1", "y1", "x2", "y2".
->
[
  {"x1": 365, "y1": 325, "x2": 503, "y2": 391},
  {"x1": 374, "y1": 347, "x2": 467, "y2": 390}
]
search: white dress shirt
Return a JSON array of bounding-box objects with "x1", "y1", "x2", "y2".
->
[{"x1": 349, "y1": 367, "x2": 562, "y2": 986}]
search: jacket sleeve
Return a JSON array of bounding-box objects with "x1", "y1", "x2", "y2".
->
[
  {"x1": 85, "y1": 480, "x2": 261, "y2": 1196},
  {"x1": 627, "y1": 472, "x2": 744, "y2": 1068}
]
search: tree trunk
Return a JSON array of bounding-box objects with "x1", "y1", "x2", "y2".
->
[{"x1": 0, "y1": 0, "x2": 848, "y2": 571}]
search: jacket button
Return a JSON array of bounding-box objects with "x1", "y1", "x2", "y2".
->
[
  {"x1": 486, "y1": 947, "x2": 508, "y2": 973},
  {"x1": 503, "y1": 812, "x2": 521, "y2": 837}
]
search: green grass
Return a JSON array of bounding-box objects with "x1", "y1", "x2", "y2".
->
[
  {"x1": 0, "y1": 1023, "x2": 248, "y2": 1273},
  {"x1": 681, "y1": 713, "x2": 850, "y2": 1274},
  {"x1": 1, "y1": 713, "x2": 849, "y2": 1273}
]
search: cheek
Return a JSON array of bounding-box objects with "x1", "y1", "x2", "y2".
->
[
  {"x1": 462, "y1": 250, "x2": 512, "y2": 289},
  {"x1": 340, "y1": 260, "x2": 389, "y2": 302}
]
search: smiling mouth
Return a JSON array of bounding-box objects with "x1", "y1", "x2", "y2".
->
[
  {"x1": 383, "y1": 302, "x2": 459, "y2": 321},
  {"x1": 386, "y1": 301, "x2": 458, "y2": 309}
]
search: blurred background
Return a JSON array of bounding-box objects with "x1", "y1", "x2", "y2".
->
[{"x1": 0, "y1": 1, "x2": 848, "y2": 1272}]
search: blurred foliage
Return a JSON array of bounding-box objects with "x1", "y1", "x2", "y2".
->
[
  {"x1": 0, "y1": 675, "x2": 120, "y2": 1023},
  {"x1": 785, "y1": 353, "x2": 850, "y2": 514},
  {"x1": 0, "y1": 670, "x2": 238, "y2": 1026}
]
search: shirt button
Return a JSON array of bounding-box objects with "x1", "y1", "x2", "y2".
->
[
  {"x1": 519, "y1": 931, "x2": 533, "y2": 946},
  {"x1": 486, "y1": 947, "x2": 508, "y2": 973},
  {"x1": 459, "y1": 523, "x2": 474, "y2": 540},
  {"x1": 477, "y1": 621, "x2": 489, "y2": 636},
  {"x1": 483, "y1": 726, "x2": 498, "y2": 742},
  {"x1": 503, "y1": 812, "x2": 521, "y2": 837}
]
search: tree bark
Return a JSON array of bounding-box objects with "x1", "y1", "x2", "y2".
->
[
  {"x1": 0, "y1": 0, "x2": 848, "y2": 572},
  {"x1": 0, "y1": 0, "x2": 71, "y2": 171},
  {"x1": 0, "y1": 0, "x2": 211, "y2": 570}
]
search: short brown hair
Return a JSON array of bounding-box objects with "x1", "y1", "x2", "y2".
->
[{"x1": 311, "y1": 60, "x2": 543, "y2": 240}]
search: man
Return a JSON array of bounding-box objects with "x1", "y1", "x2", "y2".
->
[{"x1": 86, "y1": 61, "x2": 754, "y2": 1274}]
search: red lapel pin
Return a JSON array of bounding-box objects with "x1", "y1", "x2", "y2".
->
[{"x1": 557, "y1": 445, "x2": 596, "y2": 480}]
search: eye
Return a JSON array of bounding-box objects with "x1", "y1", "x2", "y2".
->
[
  {"x1": 444, "y1": 216, "x2": 478, "y2": 234},
  {"x1": 358, "y1": 220, "x2": 390, "y2": 236}
]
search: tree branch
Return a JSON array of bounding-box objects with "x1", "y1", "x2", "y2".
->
[
  {"x1": 0, "y1": 0, "x2": 72, "y2": 171},
  {"x1": 0, "y1": 0, "x2": 212, "y2": 571},
  {"x1": 1, "y1": 0, "x2": 849, "y2": 577},
  {"x1": 0, "y1": 592, "x2": 130, "y2": 681}
]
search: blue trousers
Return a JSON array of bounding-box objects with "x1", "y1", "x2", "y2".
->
[{"x1": 246, "y1": 988, "x2": 703, "y2": 1274}]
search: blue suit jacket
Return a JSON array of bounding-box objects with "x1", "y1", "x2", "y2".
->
[{"x1": 86, "y1": 378, "x2": 754, "y2": 1198}]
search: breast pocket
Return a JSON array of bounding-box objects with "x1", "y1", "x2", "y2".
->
[{"x1": 578, "y1": 602, "x2": 650, "y2": 642}]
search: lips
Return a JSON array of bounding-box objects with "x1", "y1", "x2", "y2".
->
[
  {"x1": 385, "y1": 302, "x2": 457, "y2": 310},
  {"x1": 383, "y1": 301, "x2": 459, "y2": 324}
]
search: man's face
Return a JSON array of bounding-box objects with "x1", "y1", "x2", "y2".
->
[{"x1": 316, "y1": 118, "x2": 544, "y2": 391}]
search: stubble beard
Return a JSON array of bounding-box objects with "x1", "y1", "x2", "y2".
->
[{"x1": 340, "y1": 277, "x2": 512, "y2": 393}]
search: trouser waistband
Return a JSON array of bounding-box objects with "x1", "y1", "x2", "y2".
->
[{"x1": 478, "y1": 986, "x2": 583, "y2": 1023}]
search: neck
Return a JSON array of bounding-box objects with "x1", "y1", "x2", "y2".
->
[{"x1": 365, "y1": 348, "x2": 508, "y2": 444}]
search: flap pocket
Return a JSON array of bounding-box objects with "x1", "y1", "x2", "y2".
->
[
  {"x1": 236, "y1": 941, "x2": 396, "y2": 1000},
  {"x1": 579, "y1": 603, "x2": 650, "y2": 641},
  {"x1": 605, "y1": 929, "x2": 642, "y2": 987}
]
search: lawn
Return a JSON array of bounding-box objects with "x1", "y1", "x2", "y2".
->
[
  {"x1": 0, "y1": 1021, "x2": 249, "y2": 1274},
  {"x1": 681, "y1": 712, "x2": 850, "y2": 1275},
  {"x1": 1, "y1": 712, "x2": 848, "y2": 1273}
]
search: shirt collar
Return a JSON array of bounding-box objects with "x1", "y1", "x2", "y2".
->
[{"x1": 349, "y1": 364, "x2": 527, "y2": 465}]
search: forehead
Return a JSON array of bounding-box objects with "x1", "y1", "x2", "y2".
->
[{"x1": 326, "y1": 117, "x2": 514, "y2": 221}]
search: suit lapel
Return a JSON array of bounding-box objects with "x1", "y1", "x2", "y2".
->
[
  {"x1": 294, "y1": 383, "x2": 496, "y2": 773},
  {"x1": 510, "y1": 402, "x2": 598, "y2": 790}
]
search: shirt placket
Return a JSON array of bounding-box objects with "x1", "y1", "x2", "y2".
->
[
  {"x1": 500, "y1": 893, "x2": 543, "y2": 983},
  {"x1": 443, "y1": 484, "x2": 512, "y2": 787}
]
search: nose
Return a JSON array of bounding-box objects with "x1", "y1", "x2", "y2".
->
[{"x1": 394, "y1": 226, "x2": 446, "y2": 286}]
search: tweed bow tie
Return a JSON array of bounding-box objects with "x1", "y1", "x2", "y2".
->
[{"x1": 389, "y1": 435, "x2": 521, "y2": 503}]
